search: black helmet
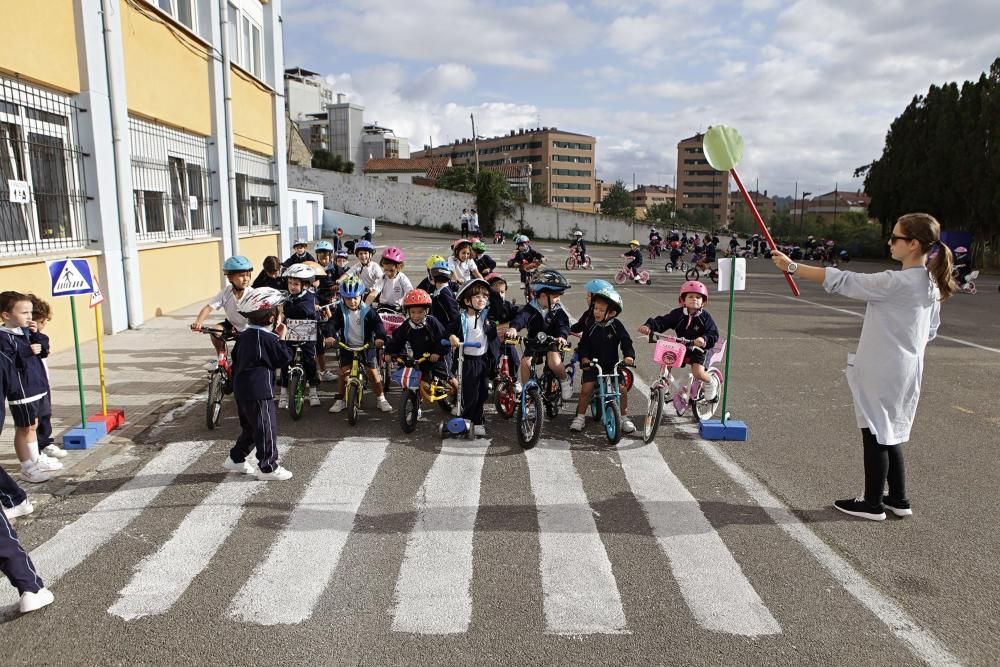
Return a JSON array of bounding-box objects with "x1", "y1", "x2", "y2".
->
[{"x1": 530, "y1": 269, "x2": 570, "y2": 294}]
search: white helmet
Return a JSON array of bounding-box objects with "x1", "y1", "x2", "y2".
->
[
  {"x1": 237, "y1": 287, "x2": 285, "y2": 314},
  {"x1": 284, "y1": 263, "x2": 315, "y2": 280},
  {"x1": 573, "y1": 230, "x2": 583, "y2": 237}
]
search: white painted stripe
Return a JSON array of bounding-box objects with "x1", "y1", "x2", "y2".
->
[
  {"x1": 392, "y1": 438, "x2": 490, "y2": 634},
  {"x1": 761, "y1": 291, "x2": 1000, "y2": 354},
  {"x1": 227, "y1": 438, "x2": 389, "y2": 625},
  {"x1": 0, "y1": 440, "x2": 212, "y2": 608},
  {"x1": 526, "y1": 439, "x2": 627, "y2": 634},
  {"x1": 617, "y1": 444, "x2": 780, "y2": 636},
  {"x1": 108, "y1": 478, "x2": 267, "y2": 620}
]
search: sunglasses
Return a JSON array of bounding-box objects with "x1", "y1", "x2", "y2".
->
[{"x1": 888, "y1": 234, "x2": 914, "y2": 243}]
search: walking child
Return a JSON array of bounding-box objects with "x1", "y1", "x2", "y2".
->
[{"x1": 28, "y1": 295, "x2": 65, "y2": 459}]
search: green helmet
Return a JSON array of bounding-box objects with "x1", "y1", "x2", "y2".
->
[{"x1": 472, "y1": 241, "x2": 488, "y2": 253}]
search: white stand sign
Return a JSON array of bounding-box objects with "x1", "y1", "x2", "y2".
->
[{"x1": 717, "y1": 258, "x2": 746, "y2": 292}]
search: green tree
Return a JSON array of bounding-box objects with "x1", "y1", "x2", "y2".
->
[
  {"x1": 474, "y1": 170, "x2": 515, "y2": 233},
  {"x1": 311, "y1": 149, "x2": 354, "y2": 173},
  {"x1": 434, "y1": 166, "x2": 477, "y2": 193},
  {"x1": 730, "y1": 207, "x2": 756, "y2": 236},
  {"x1": 600, "y1": 180, "x2": 633, "y2": 218},
  {"x1": 644, "y1": 201, "x2": 675, "y2": 224}
]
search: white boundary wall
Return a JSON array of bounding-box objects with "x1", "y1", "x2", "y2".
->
[{"x1": 288, "y1": 166, "x2": 654, "y2": 245}]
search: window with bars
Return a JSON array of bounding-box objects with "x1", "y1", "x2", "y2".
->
[
  {"x1": 129, "y1": 115, "x2": 213, "y2": 242},
  {"x1": 0, "y1": 75, "x2": 88, "y2": 257},
  {"x1": 234, "y1": 147, "x2": 276, "y2": 234}
]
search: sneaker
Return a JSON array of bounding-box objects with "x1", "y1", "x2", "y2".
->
[
  {"x1": 319, "y1": 370, "x2": 337, "y2": 382},
  {"x1": 377, "y1": 395, "x2": 393, "y2": 412},
  {"x1": 3, "y1": 499, "x2": 34, "y2": 520},
  {"x1": 514, "y1": 381, "x2": 522, "y2": 394},
  {"x1": 473, "y1": 424, "x2": 486, "y2": 437},
  {"x1": 255, "y1": 466, "x2": 293, "y2": 481},
  {"x1": 621, "y1": 418, "x2": 636, "y2": 434},
  {"x1": 204, "y1": 359, "x2": 219, "y2": 371},
  {"x1": 329, "y1": 399, "x2": 346, "y2": 413},
  {"x1": 278, "y1": 394, "x2": 289, "y2": 409},
  {"x1": 42, "y1": 444, "x2": 68, "y2": 459},
  {"x1": 33, "y1": 455, "x2": 62, "y2": 472},
  {"x1": 882, "y1": 496, "x2": 913, "y2": 518},
  {"x1": 309, "y1": 388, "x2": 321, "y2": 407},
  {"x1": 19, "y1": 464, "x2": 51, "y2": 484},
  {"x1": 833, "y1": 497, "x2": 886, "y2": 521},
  {"x1": 702, "y1": 376, "x2": 719, "y2": 402},
  {"x1": 569, "y1": 414, "x2": 586, "y2": 432},
  {"x1": 19, "y1": 588, "x2": 54, "y2": 613},
  {"x1": 222, "y1": 456, "x2": 255, "y2": 475},
  {"x1": 560, "y1": 380, "x2": 574, "y2": 402}
]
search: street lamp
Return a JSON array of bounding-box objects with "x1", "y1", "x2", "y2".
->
[
  {"x1": 546, "y1": 166, "x2": 552, "y2": 207},
  {"x1": 800, "y1": 191, "x2": 812, "y2": 232}
]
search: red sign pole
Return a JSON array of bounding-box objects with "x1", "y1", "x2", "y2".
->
[{"x1": 730, "y1": 168, "x2": 800, "y2": 296}]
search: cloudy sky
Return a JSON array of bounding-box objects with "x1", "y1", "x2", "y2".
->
[{"x1": 282, "y1": 0, "x2": 999, "y2": 197}]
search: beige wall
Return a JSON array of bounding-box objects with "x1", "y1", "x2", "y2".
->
[
  {"x1": 0, "y1": 0, "x2": 81, "y2": 92},
  {"x1": 231, "y1": 67, "x2": 275, "y2": 155},
  {"x1": 238, "y1": 232, "x2": 280, "y2": 266},
  {"x1": 138, "y1": 240, "x2": 221, "y2": 320}
]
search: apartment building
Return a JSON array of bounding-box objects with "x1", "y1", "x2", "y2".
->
[
  {"x1": 676, "y1": 132, "x2": 730, "y2": 227},
  {"x1": 413, "y1": 127, "x2": 597, "y2": 211},
  {"x1": 729, "y1": 190, "x2": 777, "y2": 225},
  {"x1": 789, "y1": 189, "x2": 872, "y2": 224},
  {"x1": 0, "y1": 0, "x2": 289, "y2": 347},
  {"x1": 284, "y1": 66, "x2": 332, "y2": 121},
  {"x1": 630, "y1": 184, "x2": 675, "y2": 219}
]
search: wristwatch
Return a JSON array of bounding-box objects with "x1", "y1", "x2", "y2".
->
[{"x1": 786, "y1": 262, "x2": 798, "y2": 274}]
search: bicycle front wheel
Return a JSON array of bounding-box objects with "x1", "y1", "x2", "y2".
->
[
  {"x1": 614, "y1": 270, "x2": 627, "y2": 285},
  {"x1": 643, "y1": 387, "x2": 664, "y2": 443},
  {"x1": 582, "y1": 255, "x2": 592, "y2": 269},
  {"x1": 400, "y1": 389, "x2": 419, "y2": 433},
  {"x1": 347, "y1": 382, "x2": 360, "y2": 426},
  {"x1": 685, "y1": 268, "x2": 700, "y2": 281},
  {"x1": 206, "y1": 370, "x2": 225, "y2": 430},
  {"x1": 604, "y1": 400, "x2": 622, "y2": 446},
  {"x1": 545, "y1": 374, "x2": 562, "y2": 419},
  {"x1": 494, "y1": 379, "x2": 516, "y2": 419},
  {"x1": 516, "y1": 387, "x2": 544, "y2": 449},
  {"x1": 289, "y1": 371, "x2": 305, "y2": 421},
  {"x1": 565, "y1": 256, "x2": 577, "y2": 271}
]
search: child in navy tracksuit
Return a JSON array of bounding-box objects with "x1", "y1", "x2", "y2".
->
[
  {"x1": 638, "y1": 282, "x2": 721, "y2": 401},
  {"x1": 448, "y1": 280, "x2": 497, "y2": 437},
  {"x1": 623, "y1": 241, "x2": 644, "y2": 282},
  {"x1": 278, "y1": 272, "x2": 321, "y2": 408},
  {"x1": 281, "y1": 241, "x2": 315, "y2": 269},
  {"x1": 385, "y1": 289, "x2": 455, "y2": 411},
  {"x1": 29, "y1": 295, "x2": 66, "y2": 460},
  {"x1": 224, "y1": 287, "x2": 294, "y2": 481},
  {"x1": 0, "y1": 291, "x2": 61, "y2": 484},
  {"x1": 508, "y1": 239, "x2": 545, "y2": 292},
  {"x1": 1, "y1": 348, "x2": 54, "y2": 613},
  {"x1": 505, "y1": 274, "x2": 574, "y2": 402},
  {"x1": 430, "y1": 266, "x2": 460, "y2": 331},
  {"x1": 485, "y1": 274, "x2": 520, "y2": 384}
]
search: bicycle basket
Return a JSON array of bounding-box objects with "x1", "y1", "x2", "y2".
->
[
  {"x1": 653, "y1": 339, "x2": 687, "y2": 368},
  {"x1": 392, "y1": 366, "x2": 422, "y2": 389},
  {"x1": 380, "y1": 312, "x2": 406, "y2": 336},
  {"x1": 285, "y1": 319, "x2": 318, "y2": 342}
]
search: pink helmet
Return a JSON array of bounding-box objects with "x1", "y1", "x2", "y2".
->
[
  {"x1": 381, "y1": 246, "x2": 405, "y2": 264},
  {"x1": 679, "y1": 280, "x2": 709, "y2": 304},
  {"x1": 954, "y1": 246, "x2": 968, "y2": 253}
]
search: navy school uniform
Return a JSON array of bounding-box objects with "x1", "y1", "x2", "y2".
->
[
  {"x1": 474, "y1": 253, "x2": 496, "y2": 276},
  {"x1": 281, "y1": 251, "x2": 316, "y2": 269},
  {"x1": 0, "y1": 327, "x2": 49, "y2": 428},
  {"x1": 509, "y1": 247, "x2": 544, "y2": 285},
  {"x1": 448, "y1": 310, "x2": 496, "y2": 426},
  {"x1": 577, "y1": 318, "x2": 635, "y2": 383},
  {"x1": 0, "y1": 350, "x2": 45, "y2": 595},
  {"x1": 431, "y1": 284, "x2": 459, "y2": 331},
  {"x1": 624, "y1": 247, "x2": 643, "y2": 271},
  {"x1": 508, "y1": 300, "x2": 571, "y2": 359},
  {"x1": 280, "y1": 291, "x2": 319, "y2": 387},
  {"x1": 28, "y1": 330, "x2": 54, "y2": 448},
  {"x1": 230, "y1": 326, "x2": 293, "y2": 473},
  {"x1": 252, "y1": 270, "x2": 285, "y2": 291},
  {"x1": 385, "y1": 316, "x2": 451, "y2": 381},
  {"x1": 643, "y1": 306, "x2": 720, "y2": 366},
  {"x1": 327, "y1": 303, "x2": 386, "y2": 368},
  {"x1": 487, "y1": 289, "x2": 520, "y2": 372}
]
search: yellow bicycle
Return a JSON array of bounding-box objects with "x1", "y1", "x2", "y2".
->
[
  {"x1": 336, "y1": 340, "x2": 371, "y2": 426},
  {"x1": 393, "y1": 352, "x2": 454, "y2": 433}
]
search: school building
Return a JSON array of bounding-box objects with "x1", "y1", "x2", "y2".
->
[{"x1": 0, "y1": 0, "x2": 290, "y2": 351}]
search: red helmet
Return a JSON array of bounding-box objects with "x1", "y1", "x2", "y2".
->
[
  {"x1": 678, "y1": 280, "x2": 709, "y2": 304},
  {"x1": 402, "y1": 288, "x2": 432, "y2": 308}
]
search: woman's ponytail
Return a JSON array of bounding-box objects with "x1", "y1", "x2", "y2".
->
[{"x1": 927, "y1": 242, "x2": 956, "y2": 301}]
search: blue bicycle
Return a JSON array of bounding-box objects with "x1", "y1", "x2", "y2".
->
[
  {"x1": 581, "y1": 359, "x2": 631, "y2": 446},
  {"x1": 515, "y1": 333, "x2": 570, "y2": 449}
]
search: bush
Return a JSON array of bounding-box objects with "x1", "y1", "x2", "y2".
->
[
  {"x1": 516, "y1": 224, "x2": 536, "y2": 239},
  {"x1": 439, "y1": 222, "x2": 456, "y2": 234}
]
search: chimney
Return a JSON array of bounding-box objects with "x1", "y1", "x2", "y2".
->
[{"x1": 336, "y1": 93, "x2": 345, "y2": 104}]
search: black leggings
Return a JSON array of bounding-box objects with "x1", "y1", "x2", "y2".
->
[{"x1": 861, "y1": 428, "x2": 907, "y2": 506}]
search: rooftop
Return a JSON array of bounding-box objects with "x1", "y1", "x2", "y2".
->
[{"x1": 363, "y1": 157, "x2": 451, "y2": 174}]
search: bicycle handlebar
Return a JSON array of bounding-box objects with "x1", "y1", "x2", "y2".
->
[
  {"x1": 334, "y1": 340, "x2": 371, "y2": 353},
  {"x1": 440, "y1": 338, "x2": 482, "y2": 349}
]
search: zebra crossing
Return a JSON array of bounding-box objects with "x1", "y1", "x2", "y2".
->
[{"x1": 3, "y1": 430, "x2": 784, "y2": 638}]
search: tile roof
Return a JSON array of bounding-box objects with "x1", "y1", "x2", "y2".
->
[{"x1": 363, "y1": 157, "x2": 451, "y2": 173}]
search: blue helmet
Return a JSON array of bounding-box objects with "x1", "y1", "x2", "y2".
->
[
  {"x1": 354, "y1": 240, "x2": 375, "y2": 255},
  {"x1": 430, "y1": 259, "x2": 452, "y2": 275},
  {"x1": 335, "y1": 249, "x2": 349, "y2": 258},
  {"x1": 314, "y1": 240, "x2": 334, "y2": 252},
  {"x1": 222, "y1": 255, "x2": 253, "y2": 273},
  {"x1": 339, "y1": 275, "x2": 365, "y2": 298},
  {"x1": 583, "y1": 279, "x2": 612, "y2": 294}
]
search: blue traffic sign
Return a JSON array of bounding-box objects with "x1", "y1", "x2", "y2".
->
[{"x1": 47, "y1": 258, "x2": 95, "y2": 296}]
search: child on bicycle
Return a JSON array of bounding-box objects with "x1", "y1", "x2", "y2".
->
[
  {"x1": 449, "y1": 239, "x2": 483, "y2": 286},
  {"x1": 429, "y1": 259, "x2": 459, "y2": 329},
  {"x1": 278, "y1": 264, "x2": 321, "y2": 408},
  {"x1": 326, "y1": 276, "x2": 392, "y2": 414},
  {"x1": 485, "y1": 273, "x2": 520, "y2": 389},
  {"x1": 416, "y1": 255, "x2": 445, "y2": 293},
  {"x1": 192, "y1": 256, "x2": 253, "y2": 362},
  {"x1": 282, "y1": 239, "x2": 315, "y2": 269},
  {"x1": 669, "y1": 242, "x2": 683, "y2": 271},
  {"x1": 472, "y1": 241, "x2": 496, "y2": 276},
  {"x1": 569, "y1": 230, "x2": 588, "y2": 263},
  {"x1": 448, "y1": 279, "x2": 497, "y2": 437},
  {"x1": 252, "y1": 255, "x2": 284, "y2": 290},
  {"x1": 570, "y1": 288, "x2": 635, "y2": 434},
  {"x1": 225, "y1": 287, "x2": 293, "y2": 481},
  {"x1": 505, "y1": 270, "x2": 574, "y2": 402},
  {"x1": 508, "y1": 235, "x2": 545, "y2": 293},
  {"x1": 637, "y1": 280, "x2": 720, "y2": 402},
  {"x1": 367, "y1": 247, "x2": 413, "y2": 308},
  {"x1": 623, "y1": 240, "x2": 644, "y2": 283},
  {"x1": 338, "y1": 240, "x2": 383, "y2": 298},
  {"x1": 386, "y1": 289, "x2": 455, "y2": 409}
]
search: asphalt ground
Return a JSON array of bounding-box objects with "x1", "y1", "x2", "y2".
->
[{"x1": 3, "y1": 225, "x2": 998, "y2": 665}]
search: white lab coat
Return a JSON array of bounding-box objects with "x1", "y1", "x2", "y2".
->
[{"x1": 823, "y1": 267, "x2": 941, "y2": 445}]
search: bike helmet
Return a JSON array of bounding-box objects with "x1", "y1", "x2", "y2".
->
[
  {"x1": 314, "y1": 240, "x2": 334, "y2": 252},
  {"x1": 955, "y1": 246, "x2": 968, "y2": 253},
  {"x1": 222, "y1": 255, "x2": 253, "y2": 273},
  {"x1": 452, "y1": 238, "x2": 473, "y2": 253},
  {"x1": 426, "y1": 254, "x2": 446, "y2": 270},
  {"x1": 678, "y1": 280, "x2": 709, "y2": 304},
  {"x1": 335, "y1": 249, "x2": 349, "y2": 259},
  {"x1": 592, "y1": 287, "x2": 623, "y2": 315},
  {"x1": 292, "y1": 239, "x2": 307, "y2": 248},
  {"x1": 630, "y1": 240, "x2": 640, "y2": 247},
  {"x1": 430, "y1": 259, "x2": 452, "y2": 276},
  {"x1": 402, "y1": 288, "x2": 432, "y2": 308},
  {"x1": 573, "y1": 230, "x2": 583, "y2": 237},
  {"x1": 381, "y1": 246, "x2": 405, "y2": 264},
  {"x1": 530, "y1": 269, "x2": 570, "y2": 293},
  {"x1": 237, "y1": 287, "x2": 285, "y2": 313},
  {"x1": 339, "y1": 275, "x2": 365, "y2": 299},
  {"x1": 583, "y1": 279, "x2": 612, "y2": 294},
  {"x1": 354, "y1": 240, "x2": 375, "y2": 255},
  {"x1": 284, "y1": 263, "x2": 316, "y2": 281},
  {"x1": 472, "y1": 241, "x2": 488, "y2": 253},
  {"x1": 457, "y1": 278, "x2": 490, "y2": 306},
  {"x1": 515, "y1": 235, "x2": 530, "y2": 244},
  {"x1": 484, "y1": 272, "x2": 505, "y2": 285}
]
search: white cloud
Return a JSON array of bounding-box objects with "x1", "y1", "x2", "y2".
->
[{"x1": 401, "y1": 64, "x2": 477, "y2": 101}]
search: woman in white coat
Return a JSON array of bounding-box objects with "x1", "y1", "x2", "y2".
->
[{"x1": 770, "y1": 213, "x2": 956, "y2": 521}]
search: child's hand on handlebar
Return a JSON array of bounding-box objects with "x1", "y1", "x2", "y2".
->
[
  {"x1": 449, "y1": 335, "x2": 461, "y2": 348},
  {"x1": 190, "y1": 322, "x2": 203, "y2": 332},
  {"x1": 623, "y1": 356, "x2": 635, "y2": 366},
  {"x1": 638, "y1": 325, "x2": 651, "y2": 335},
  {"x1": 693, "y1": 337, "x2": 706, "y2": 349},
  {"x1": 430, "y1": 353, "x2": 440, "y2": 362},
  {"x1": 374, "y1": 339, "x2": 384, "y2": 349}
]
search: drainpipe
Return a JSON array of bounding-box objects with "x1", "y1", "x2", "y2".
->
[
  {"x1": 219, "y1": 0, "x2": 240, "y2": 255},
  {"x1": 100, "y1": 0, "x2": 141, "y2": 327}
]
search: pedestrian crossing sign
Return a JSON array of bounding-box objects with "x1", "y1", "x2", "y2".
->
[{"x1": 47, "y1": 258, "x2": 94, "y2": 296}]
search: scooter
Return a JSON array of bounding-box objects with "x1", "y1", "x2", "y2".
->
[{"x1": 442, "y1": 338, "x2": 482, "y2": 438}]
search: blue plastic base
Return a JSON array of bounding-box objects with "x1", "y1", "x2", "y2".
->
[
  {"x1": 63, "y1": 422, "x2": 108, "y2": 449},
  {"x1": 699, "y1": 418, "x2": 749, "y2": 441}
]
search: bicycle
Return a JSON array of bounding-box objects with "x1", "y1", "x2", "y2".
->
[
  {"x1": 199, "y1": 327, "x2": 234, "y2": 430},
  {"x1": 615, "y1": 259, "x2": 651, "y2": 285},
  {"x1": 393, "y1": 352, "x2": 454, "y2": 433},
  {"x1": 580, "y1": 359, "x2": 632, "y2": 446},
  {"x1": 664, "y1": 256, "x2": 688, "y2": 274},
  {"x1": 377, "y1": 306, "x2": 406, "y2": 392},
  {"x1": 565, "y1": 248, "x2": 592, "y2": 271},
  {"x1": 514, "y1": 332, "x2": 571, "y2": 449},
  {"x1": 641, "y1": 332, "x2": 726, "y2": 443},
  {"x1": 493, "y1": 335, "x2": 521, "y2": 419},
  {"x1": 684, "y1": 258, "x2": 719, "y2": 284},
  {"x1": 335, "y1": 340, "x2": 371, "y2": 426},
  {"x1": 282, "y1": 318, "x2": 318, "y2": 421}
]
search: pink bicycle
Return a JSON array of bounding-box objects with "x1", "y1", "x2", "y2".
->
[
  {"x1": 641, "y1": 332, "x2": 726, "y2": 443},
  {"x1": 615, "y1": 258, "x2": 651, "y2": 285}
]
